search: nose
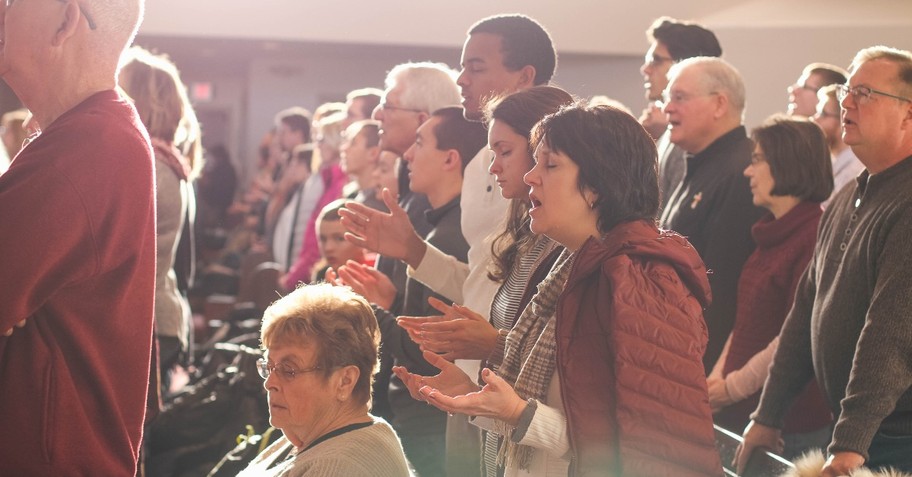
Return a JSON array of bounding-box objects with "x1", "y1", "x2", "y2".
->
[
  {"x1": 523, "y1": 162, "x2": 541, "y2": 186},
  {"x1": 403, "y1": 143, "x2": 416, "y2": 163},
  {"x1": 840, "y1": 91, "x2": 856, "y2": 110},
  {"x1": 662, "y1": 99, "x2": 674, "y2": 115},
  {"x1": 640, "y1": 61, "x2": 652, "y2": 76},
  {"x1": 456, "y1": 68, "x2": 469, "y2": 88},
  {"x1": 743, "y1": 164, "x2": 753, "y2": 178},
  {"x1": 488, "y1": 153, "x2": 502, "y2": 175},
  {"x1": 263, "y1": 370, "x2": 279, "y2": 392}
]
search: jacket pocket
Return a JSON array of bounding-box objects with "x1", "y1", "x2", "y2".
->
[{"x1": 40, "y1": 358, "x2": 57, "y2": 463}]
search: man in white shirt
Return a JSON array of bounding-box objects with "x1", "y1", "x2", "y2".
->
[{"x1": 341, "y1": 14, "x2": 557, "y2": 476}]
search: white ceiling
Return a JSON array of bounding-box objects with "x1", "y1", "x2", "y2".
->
[{"x1": 139, "y1": 0, "x2": 912, "y2": 56}]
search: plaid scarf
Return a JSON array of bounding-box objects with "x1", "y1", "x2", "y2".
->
[{"x1": 495, "y1": 249, "x2": 576, "y2": 470}]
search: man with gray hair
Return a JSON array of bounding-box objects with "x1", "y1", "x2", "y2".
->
[
  {"x1": 0, "y1": 0, "x2": 155, "y2": 475},
  {"x1": 338, "y1": 61, "x2": 462, "y2": 477},
  {"x1": 739, "y1": 45, "x2": 912, "y2": 476},
  {"x1": 659, "y1": 57, "x2": 764, "y2": 372}
]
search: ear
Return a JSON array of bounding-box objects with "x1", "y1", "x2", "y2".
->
[
  {"x1": 52, "y1": 1, "x2": 81, "y2": 47},
  {"x1": 712, "y1": 93, "x2": 730, "y2": 120},
  {"x1": 417, "y1": 112, "x2": 429, "y2": 125},
  {"x1": 367, "y1": 145, "x2": 381, "y2": 163},
  {"x1": 583, "y1": 188, "x2": 599, "y2": 210},
  {"x1": 443, "y1": 149, "x2": 462, "y2": 172},
  {"x1": 334, "y1": 365, "x2": 361, "y2": 401},
  {"x1": 516, "y1": 65, "x2": 537, "y2": 89}
]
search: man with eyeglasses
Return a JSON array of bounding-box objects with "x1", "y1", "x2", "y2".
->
[
  {"x1": 0, "y1": 0, "x2": 155, "y2": 476},
  {"x1": 639, "y1": 17, "x2": 722, "y2": 210},
  {"x1": 739, "y1": 46, "x2": 912, "y2": 476},
  {"x1": 787, "y1": 63, "x2": 847, "y2": 117},
  {"x1": 659, "y1": 57, "x2": 765, "y2": 373},
  {"x1": 337, "y1": 61, "x2": 461, "y2": 477},
  {"x1": 814, "y1": 84, "x2": 864, "y2": 204}
]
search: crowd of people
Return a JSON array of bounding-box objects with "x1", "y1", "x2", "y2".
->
[{"x1": 1, "y1": 1, "x2": 911, "y2": 477}]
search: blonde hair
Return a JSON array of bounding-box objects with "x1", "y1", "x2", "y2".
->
[
  {"x1": 120, "y1": 46, "x2": 202, "y2": 177},
  {"x1": 261, "y1": 284, "x2": 379, "y2": 405}
]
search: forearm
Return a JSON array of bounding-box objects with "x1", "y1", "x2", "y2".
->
[
  {"x1": 511, "y1": 400, "x2": 571, "y2": 460},
  {"x1": 408, "y1": 244, "x2": 468, "y2": 303},
  {"x1": 726, "y1": 337, "x2": 777, "y2": 403}
]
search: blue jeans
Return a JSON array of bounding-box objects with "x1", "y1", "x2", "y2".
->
[{"x1": 866, "y1": 431, "x2": 912, "y2": 472}]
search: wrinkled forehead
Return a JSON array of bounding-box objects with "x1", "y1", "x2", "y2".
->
[{"x1": 849, "y1": 58, "x2": 900, "y2": 88}]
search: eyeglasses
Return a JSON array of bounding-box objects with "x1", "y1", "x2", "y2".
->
[
  {"x1": 662, "y1": 90, "x2": 718, "y2": 105},
  {"x1": 378, "y1": 102, "x2": 424, "y2": 114},
  {"x1": 256, "y1": 358, "x2": 323, "y2": 381},
  {"x1": 4, "y1": 0, "x2": 96, "y2": 30},
  {"x1": 644, "y1": 54, "x2": 674, "y2": 68},
  {"x1": 790, "y1": 82, "x2": 820, "y2": 94},
  {"x1": 836, "y1": 84, "x2": 912, "y2": 104}
]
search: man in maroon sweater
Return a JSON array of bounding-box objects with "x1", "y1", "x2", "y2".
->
[{"x1": 0, "y1": 1, "x2": 155, "y2": 475}]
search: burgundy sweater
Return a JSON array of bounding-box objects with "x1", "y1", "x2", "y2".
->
[
  {"x1": 716, "y1": 202, "x2": 832, "y2": 433},
  {"x1": 0, "y1": 91, "x2": 156, "y2": 475}
]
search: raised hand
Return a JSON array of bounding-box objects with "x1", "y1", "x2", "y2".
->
[
  {"x1": 420, "y1": 368, "x2": 527, "y2": 426},
  {"x1": 323, "y1": 267, "x2": 344, "y2": 287},
  {"x1": 339, "y1": 188, "x2": 427, "y2": 267},
  {"x1": 397, "y1": 297, "x2": 499, "y2": 361},
  {"x1": 392, "y1": 350, "x2": 479, "y2": 402},
  {"x1": 336, "y1": 260, "x2": 397, "y2": 310}
]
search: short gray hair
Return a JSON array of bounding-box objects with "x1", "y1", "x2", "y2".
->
[
  {"x1": 385, "y1": 62, "x2": 462, "y2": 115},
  {"x1": 669, "y1": 56, "x2": 746, "y2": 119},
  {"x1": 851, "y1": 46, "x2": 912, "y2": 97}
]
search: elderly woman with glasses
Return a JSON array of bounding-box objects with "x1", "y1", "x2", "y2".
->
[{"x1": 238, "y1": 283, "x2": 411, "y2": 477}]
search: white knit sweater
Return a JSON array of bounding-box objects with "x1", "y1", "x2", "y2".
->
[{"x1": 236, "y1": 419, "x2": 412, "y2": 477}]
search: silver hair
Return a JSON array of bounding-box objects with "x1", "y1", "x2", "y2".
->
[
  {"x1": 668, "y1": 56, "x2": 746, "y2": 119},
  {"x1": 384, "y1": 62, "x2": 462, "y2": 114}
]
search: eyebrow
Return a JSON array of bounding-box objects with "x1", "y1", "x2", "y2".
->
[{"x1": 462, "y1": 58, "x2": 486, "y2": 67}]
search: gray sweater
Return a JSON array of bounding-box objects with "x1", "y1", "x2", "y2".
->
[{"x1": 753, "y1": 155, "x2": 912, "y2": 459}]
